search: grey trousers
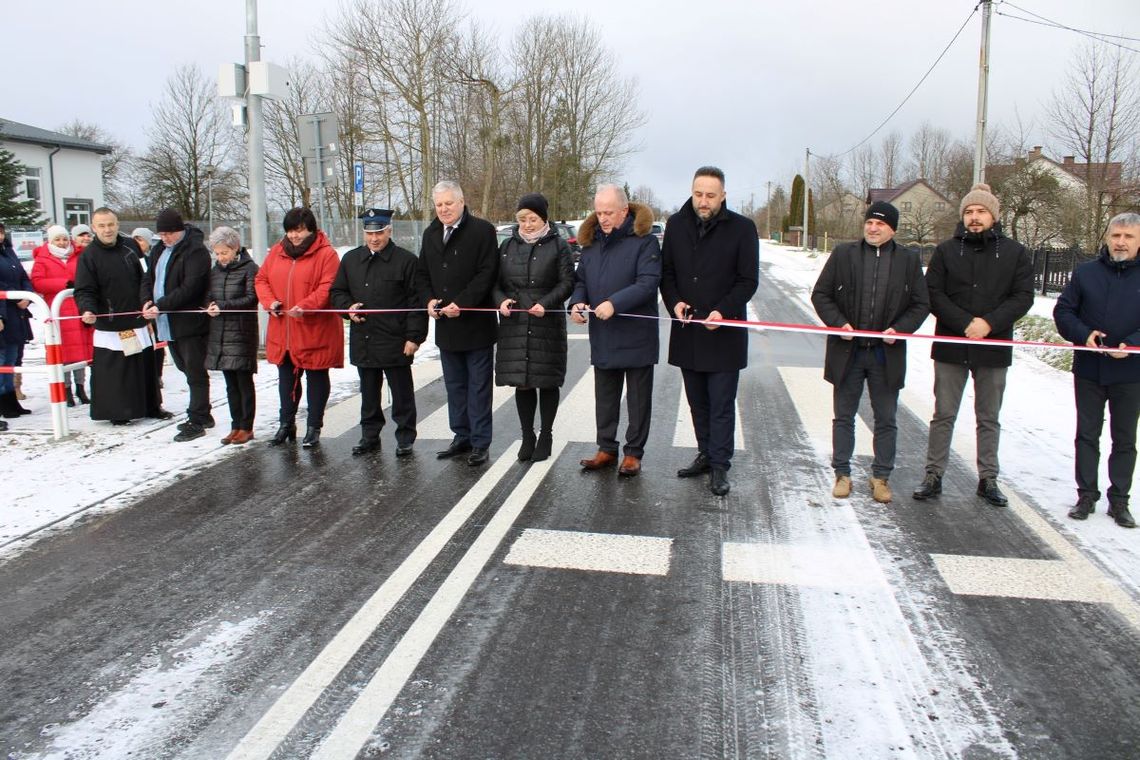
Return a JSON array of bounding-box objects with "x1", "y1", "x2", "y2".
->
[{"x1": 924, "y1": 362, "x2": 1008, "y2": 479}]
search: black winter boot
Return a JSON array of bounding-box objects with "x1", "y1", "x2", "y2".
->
[
  {"x1": 515, "y1": 389, "x2": 538, "y2": 461},
  {"x1": 0, "y1": 392, "x2": 22, "y2": 419},
  {"x1": 75, "y1": 384, "x2": 90, "y2": 404},
  {"x1": 1108, "y1": 499, "x2": 1137, "y2": 529}
]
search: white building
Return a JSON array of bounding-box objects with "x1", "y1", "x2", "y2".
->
[{"x1": 1, "y1": 118, "x2": 110, "y2": 228}]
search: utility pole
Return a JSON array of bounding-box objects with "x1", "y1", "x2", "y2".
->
[
  {"x1": 245, "y1": 0, "x2": 268, "y2": 262},
  {"x1": 973, "y1": 0, "x2": 993, "y2": 185},
  {"x1": 766, "y1": 181, "x2": 772, "y2": 240},
  {"x1": 803, "y1": 148, "x2": 811, "y2": 249}
]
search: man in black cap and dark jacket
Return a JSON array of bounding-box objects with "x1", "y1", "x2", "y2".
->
[
  {"x1": 811, "y1": 201, "x2": 930, "y2": 504},
  {"x1": 661, "y1": 166, "x2": 758, "y2": 496},
  {"x1": 332, "y1": 208, "x2": 428, "y2": 457},
  {"x1": 143, "y1": 208, "x2": 213, "y2": 441},
  {"x1": 912, "y1": 183, "x2": 1033, "y2": 507}
]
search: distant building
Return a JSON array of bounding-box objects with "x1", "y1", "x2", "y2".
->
[
  {"x1": 0, "y1": 118, "x2": 110, "y2": 228},
  {"x1": 866, "y1": 179, "x2": 955, "y2": 245}
]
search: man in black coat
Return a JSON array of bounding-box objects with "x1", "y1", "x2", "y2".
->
[
  {"x1": 75, "y1": 207, "x2": 168, "y2": 425},
  {"x1": 912, "y1": 184, "x2": 1034, "y2": 507},
  {"x1": 143, "y1": 208, "x2": 213, "y2": 442},
  {"x1": 811, "y1": 202, "x2": 930, "y2": 503},
  {"x1": 417, "y1": 181, "x2": 499, "y2": 466},
  {"x1": 332, "y1": 208, "x2": 429, "y2": 457},
  {"x1": 661, "y1": 166, "x2": 759, "y2": 496},
  {"x1": 1055, "y1": 212, "x2": 1140, "y2": 528}
]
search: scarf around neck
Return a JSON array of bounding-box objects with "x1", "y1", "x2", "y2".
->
[
  {"x1": 49, "y1": 243, "x2": 74, "y2": 260},
  {"x1": 519, "y1": 222, "x2": 550, "y2": 245},
  {"x1": 282, "y1": 232, "x2": 316, "y2": 259}
]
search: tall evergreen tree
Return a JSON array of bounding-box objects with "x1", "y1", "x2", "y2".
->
[{"x1": 0, "y1": 146, "x2": 44, "y2": 225}]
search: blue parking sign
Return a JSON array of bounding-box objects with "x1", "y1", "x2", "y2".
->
[{"x1": 353, "y1": 162, "x2": 364, "y2": 193}]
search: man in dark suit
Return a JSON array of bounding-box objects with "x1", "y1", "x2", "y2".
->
[
  {"x1": 660, "y1": 166, "x2": 759, "y2": 496},
  {"x1": 417, "y1": 181, "x2": 499, "y2": 466}
]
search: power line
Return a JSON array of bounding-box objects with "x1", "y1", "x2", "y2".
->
[
  {"x1": 818, "y1": 5, "x2": 979, "y2": 159},
  {"x1": 996, "y1": 4, "x2": 1140, "y2": 55},
  {"x1": 1002, "y1": 2, "x2": 1140, "y2": 43}
]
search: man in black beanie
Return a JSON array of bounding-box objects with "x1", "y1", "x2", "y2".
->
[
  {"x1": 143, "y1": 208, "x2": 213, "y2": 441},
  {"x1": 811, "y1": 201, "x2": 930, "y2": 503}
]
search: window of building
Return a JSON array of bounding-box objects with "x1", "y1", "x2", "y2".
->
[
  {"x1": 901, "y1": 201, "x2": 912, "y2": 212},
  {"x1": 935, "y1": 202, "x2": 946, "y2": 211},
  {"x1": 22, "y1": 167, "x2": 42, "y2": 208},
  {"x1": 64, "y1": 199, "x2": 93, "y2": 227}
]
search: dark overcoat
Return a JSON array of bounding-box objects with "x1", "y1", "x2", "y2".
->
[
  {"x1": 660, "y1": 200, "x2": 759, "y2": 372},
  {"x1": 143, "y1": 224, "x2": 211, "y2": 339},
  {"x1": 1054, "y1": 248, "x2": 1140, "y2": 386},
  {"x1": 491, "y1": 226, "x2": 575, "y2": 387},
  {"x1": 811, "y1": 239, "x2": 930, "y2": 390},
  {"x1": 569, "y1": 202, "x2": 661, "y2": 370},
  {"x1": 927, "y1": 222, "x2": 1033, "y2": 367},
  {"x1": 73, "y1": 234, "x2": 150, "y2": 332},
  {"x1": 205, "y1": 249, "x2": 259, "y2": 372},
  {"x1": 416, "y1": 210, "x2": 499, "y2": 352},
  {"x1": 331, "y1": 240, "x2": 428, "y2": 368}
]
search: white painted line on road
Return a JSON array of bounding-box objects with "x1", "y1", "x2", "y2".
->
[
  {"x1": 722, "y1": 542, "x2": 889, "y2": 590},
  {"x1": 568, "y1": 333, "x2": 589, "y2": 340},
  {"x1": 560, "y1": 366, "x2": 597, "y2": 443},
  {"x1": 504, "y1": 529, "x2": 672, "y2": 576},
  {"x1": 778, "y1": 366, "x2": 873, "y2": 457},
  {"x1": 930, "y1": 554, "x2": 1113, "y2": 603},
  {"x1": 671, "y1": 384, "x2": 746, "y2": 451},
  {"x1": 312, "y1": 440, "x2": 568, "y2": 759},
  {"x1": 225, "y1": 441, "x2": 522, "y2": 760}
]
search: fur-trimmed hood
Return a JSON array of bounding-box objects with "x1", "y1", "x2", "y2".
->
[{"x1": 577, "y1": 202, "x2": 655, "y2": 248}]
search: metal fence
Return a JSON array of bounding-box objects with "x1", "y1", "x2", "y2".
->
[{"x1": 1029, "y1": 246, "x2": 1097, "y2": 295}]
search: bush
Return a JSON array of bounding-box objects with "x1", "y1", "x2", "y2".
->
[{"x1": 1014, "y1": 315, "x2": 1071, "y2": 372}]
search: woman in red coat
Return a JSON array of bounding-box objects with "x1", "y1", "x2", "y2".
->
[
  {"x1": 31, "y1": 225, "x2": 94, "y2": 406},
  {"x1": 254, "y1": 207, "x2": 344, "y2": 447}
]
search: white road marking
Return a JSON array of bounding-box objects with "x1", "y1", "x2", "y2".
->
[
  {"x1": 671, "y1": 384, "x2": 746, "y2": 450},
  {"x1": 224, "y1": 441, "x2": 522, "y2": 760},
  {"x1": 930, "y1": 554, "x2": 1114, "y2": 603},
  {"x1": 312, "y1": 440, "x2": 567, "y2": 759},
  {"x1": 722, "y1": 542, "x2": 888, "y2": 590},
  {"x1": 559, "y1": 366, "x2": 597, "y2": 443},
  {"x1": 504, "y1": 529, "x2": 672, "y2": 576},
  {"x1": 778, "y1": 366, "x2": 873, "y2": 457},
  {"x1": 416, "y1": 379, "x2": 514, "y2": 440}
]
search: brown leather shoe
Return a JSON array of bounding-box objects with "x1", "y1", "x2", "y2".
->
[
  {"x1": 230, "y1": 429, "x2": 254, "y2": 445},
  {"x1": 618, "y1": 455, "x2": 642, "y2": 477},
  {"x1": 579, "y1": 450, "x2": 618, "y2": 470},
  {"x1": 221, "y1": 429, "x2": 239, "y2": 445}
]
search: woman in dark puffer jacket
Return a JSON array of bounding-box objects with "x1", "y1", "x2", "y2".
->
[
  {"x1": 492, "y1": 193, "x2": 575, "y2": 462},
  {"x1": 205, "y1": 227, "x2": 260, "y2": 444}
]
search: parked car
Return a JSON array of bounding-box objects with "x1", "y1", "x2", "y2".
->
[{"x1": 650, "y1": 221, "x2": 666, "y2": 246}]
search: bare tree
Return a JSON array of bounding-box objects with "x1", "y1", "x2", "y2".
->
[
  {"x1": 879, "y1": 131, "x2": 903, "y2": 188},
  {"x1": 263, "y1": 58, "x2": 327, "y2": 212},
  {"x1": 847, "y1": 144, "x2": 878, "y2": 201},
  {"x1": 907, "y1": 121, "x2": 951, "y2": 185},
  {"x1": 1048, "y1": 42, "x2": 1140, "y2": 248},
  {"x1": 134, "y1": 65, "x2": 241, "y2": 219}
]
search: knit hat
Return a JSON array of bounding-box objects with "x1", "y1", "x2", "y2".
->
[
  {"x1": 959, "y1": 182, "x2": 1000, "y2": 220},
  {"x1": 131, "y1": 227, "x2": 155, "y2": 241},
  {"x1": 46, "y1": 225, "x2": 70, "y2": 242},
  {"x1": 70, "y1": 223, "x2": 92, "y2": 238},
  {"x1": 516, "y1": 193, "x2": 549, "y2": 222},
  {"x1": 864, "y1": 201, "x2": 899, "y2": 231},
  {"x1": 155, "y1": 208, "x2": 184, "y2": 233}
]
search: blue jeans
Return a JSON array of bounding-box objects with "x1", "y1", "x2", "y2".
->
[
  {"x1": 440, "y1": 346, "x2": 494, "y2": 448},
  {"x1": 0, "y1": 343, "x2": 20, "y2": 395}
]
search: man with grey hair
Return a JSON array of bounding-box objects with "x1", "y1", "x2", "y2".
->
[
  {"x1": 571, "y1": 183, "x2": 661, "y2": 477},
  {"x1": 1055, "y1": 212, "x2": 1140, "y2": 528},
  {"x1": 417, "y1": 181, "x2": 499, "y2": 466}
]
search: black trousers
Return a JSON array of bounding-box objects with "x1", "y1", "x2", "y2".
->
[
  {"x1": 168, "y1": 335, "x2": 212, "y2": 425},
  {"x1": 594, "y1": 365, "x2": 653, "y2": 458},
  {"x1": 832, "y1": 347, "x2": 898, "y2": 479},
  {"x1": 277, "y1": 353, "x2": 331, "y2": 428},
  {"x1": 222, "y1": 370, "x2": 256, "y2": 430},
  {"x1": 682, "y1": 368, "x2": 740, "y2": 470},
  {"x1": 1075, "y1": 376, "x2": 1140, "y2": 503},
  {"x1": 359, "y1": 365, "x2": 416, "y2": 444}
]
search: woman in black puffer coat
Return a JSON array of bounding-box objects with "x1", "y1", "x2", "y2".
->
[
  {"x1": 205, "y1": 227, "x2": 260, "y2": 444},
  {"x1": 492, "y1": 193, "x2": 575, "y2": 462}
]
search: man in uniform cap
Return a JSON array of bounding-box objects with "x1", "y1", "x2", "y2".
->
[{"x1": 330, "y1": 208, "x2": 428, "y2": 456}]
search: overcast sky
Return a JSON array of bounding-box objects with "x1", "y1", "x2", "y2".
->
[{"x1": 5, "y1": 0, "x2": 1138, "y2": 211}]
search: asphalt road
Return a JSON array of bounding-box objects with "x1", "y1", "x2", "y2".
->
[{"x1": 2, "y1": 264, "x2": 1139, "y2": 759}]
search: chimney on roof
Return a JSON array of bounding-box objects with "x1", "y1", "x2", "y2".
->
[
  {"x1": 1028, "y1": 146, "x2": 1043, "y2": 158},
  {"x1": 1063, "y1": 156, "x2": 1075, "y2": 165}
]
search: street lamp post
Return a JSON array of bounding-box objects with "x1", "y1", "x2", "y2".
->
[{"x1": 206, "y1": 164, "x2": 215, "y2": 233}]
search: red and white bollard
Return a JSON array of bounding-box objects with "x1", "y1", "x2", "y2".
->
[{"x1": 0, "y1": 289, "x2": 69, "y2": 440}]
